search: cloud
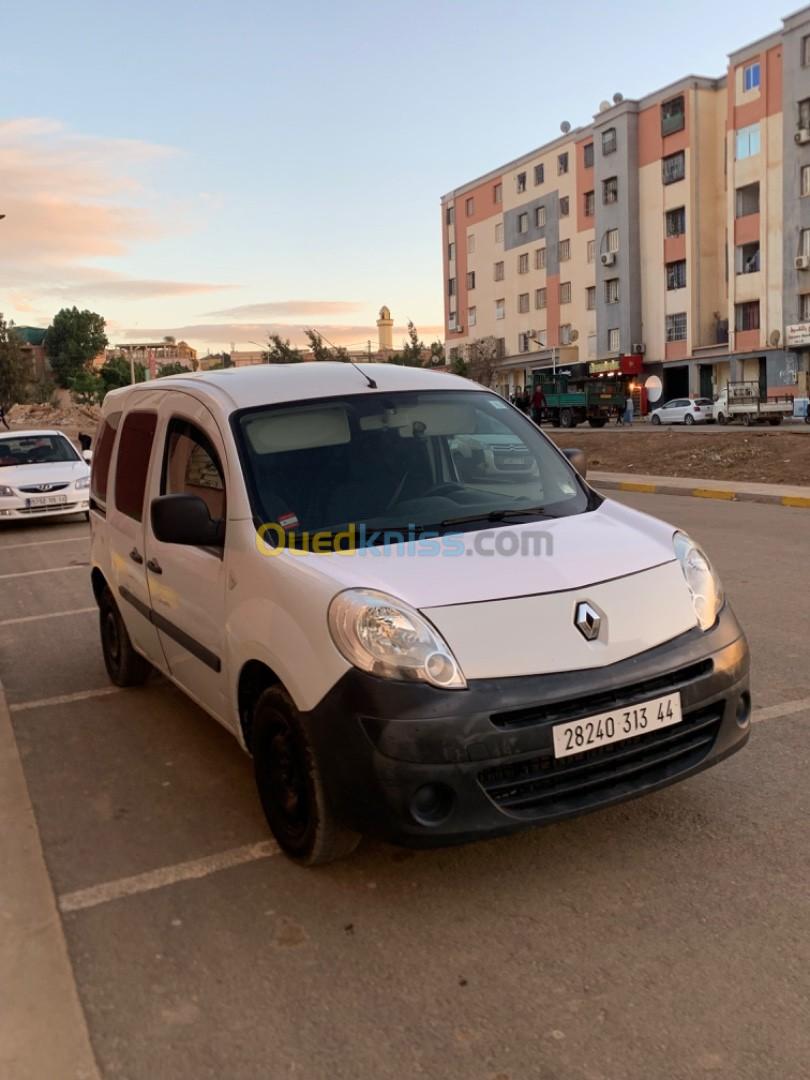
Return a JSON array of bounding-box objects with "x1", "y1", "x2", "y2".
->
[
  {"x1": 43, "y1": 273, "x2": 235, "y2": 302},
  {"x1": 204, "y1": 300, "x2": 363, "y2": 319},
  {"x1": 117, "y1": 322, "x2": 446, "y2": 349}
]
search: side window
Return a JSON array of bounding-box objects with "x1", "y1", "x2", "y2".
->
[
  {"x1": 161, "y1": 419, "x2": 226, "y2": 532},
  {"x1": 90, "y1": 411, "x2": 121, "y2": 511},
  {"x1": 114, "y1": 411, "x2": 158, "y2": 522}
]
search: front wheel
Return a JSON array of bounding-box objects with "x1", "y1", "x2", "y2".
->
[
  {"x1": 716, "y1": 412, "x2": 726, "y2": 425},
  {"x1": 99, "y1": 588, "x2": 152, "y2": 687},
  {"x1": 742, "y1": 413, "x2": 752, "y2": 427},
  {"x1": 651, "y1": 414, "x2": 661, "y2": 426},
  {"x1": 252, "y1": 687, "x2": 360, "y2": 866}
]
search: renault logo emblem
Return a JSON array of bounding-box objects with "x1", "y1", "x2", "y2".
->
[{"x1": 574, "y1": 601, "x2": 603, "y2": 641}]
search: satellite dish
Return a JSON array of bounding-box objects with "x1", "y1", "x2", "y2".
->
[
  {"x1": 569, "y1": 329, "x2": 579, "y2": 342},
  {"x1": 613, "y1": 92, "x2": 624, "y2": 104},
  {"x1": 560, "y1": 121, "x2": 571, "y2": 134},
  {"x1": 769, "y1": 329, "x2": 781, "y2": 347},
  {"x1": 646, "y1": 375, "x2": 663, "y2": 403},
  {"x1": 599, "y1": 100, "x2": 611, "y2": 112}
]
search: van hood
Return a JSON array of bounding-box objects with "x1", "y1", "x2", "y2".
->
[{"x1": 292, "y1": 497, "x2": 680, "y2": 609}]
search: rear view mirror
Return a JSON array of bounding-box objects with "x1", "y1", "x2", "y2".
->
[
  {"x1": 82, "y1": 449, "x2": 93, "y2": 464},
  {"x1": 151, "y1": 494, "x2": 224, "y2": 546},
  {"x1": 562, "y1": 447, "x2": 587, "y2": 478}
]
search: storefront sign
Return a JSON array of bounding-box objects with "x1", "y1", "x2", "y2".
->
[
  {"x1": 785, "y1": 323, "x2": 810, "y2": 347},
  {"x1": 589, "y1": 360, "x2": 620, "y2": 374},
  {"x1": 588, "y1": 355, "x2": 644, "y2": 376}
]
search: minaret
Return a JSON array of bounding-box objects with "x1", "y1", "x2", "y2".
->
[{"x1": 376, "y1": 305, "x2": 394, "y2": 355}]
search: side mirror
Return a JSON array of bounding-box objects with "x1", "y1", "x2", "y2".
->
[
  {"x1": 562, "y1": 447, "x2": 587, "y2": 478},
  {"x1": 82, "y1": 449, "x2": 93, "y2": 464},
  {"x1": 151, "y1": 494, "x2": 224, "y2": 546}
]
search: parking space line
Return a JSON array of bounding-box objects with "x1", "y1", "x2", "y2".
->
[
  {"x1": 0, "y1": 536, "x2": 88, "y2": 552},
  {"x1": 9, "y1": 686, "x2": 122, "y2": 713},
  {"x1": 0, "y1": 565, "x2": 87, "y2": 581},
  {"x1": 752, "y1": 697, "x2": 810, "y2": 724},
  {"x1": 59, "y1": 841, "x2": 280, "y2": 913},
  {"x1": 0, "y1": 607, "x2": 96, "y2": 628}
]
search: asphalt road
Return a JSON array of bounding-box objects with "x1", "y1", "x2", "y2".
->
[{"x1": 2, "y1": 494, "x2": 809, "y2": 1080}]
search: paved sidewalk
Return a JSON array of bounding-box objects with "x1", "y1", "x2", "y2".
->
[
  {"x1": 0, "y1": 678, "x2": 100, "y2": 1080},
  {"x1": 591, "y1": 471, "x2": 810, "y2": 508}
]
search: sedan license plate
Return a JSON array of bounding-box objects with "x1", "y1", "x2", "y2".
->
[
  {"x1": 25, "y1": 495, "x2": 68, "y2": 508},
  {"x1": 552, "y1": 693, "x2": 682, "y2": 759}
]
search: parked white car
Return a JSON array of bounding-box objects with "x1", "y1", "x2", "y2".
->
[
  {"x1": 650, "y1": 397, "x2": 714, "y2": 425},
  {"x1": 89, "y1": 364, "x2": 750, "y2": 864},
  {"x1": 0, "y1": 429, "x2": 91, "y2": 522}
]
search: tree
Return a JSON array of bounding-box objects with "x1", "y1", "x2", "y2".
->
[
  {"x1": 98, "y1": 354, "x2": 146, "y2": 397},
  {"x1": 428, "y1": 340, "x2": 446, "y2": 367},
  {"x1": 44, "y1": 307, "x2": 108, "y2": 388},
  {"x1": 157, "y1": 361, "x2": 188, "y2": 377},
  {"x1": 304, "y1": 330, "x2": 350, "y2": 362},
  {"x1": 68, "y1": 369, "x2": 103, "y2": 405},
  {"x1": 467, "y1": 336, "x2": 500, "y2": 388},
  {"x1": 0, "y1": 315, "x2": 31, "y2": 410},
  {"x1": 399, "y1": 321, "x2": 426, "y2": 367},
  {"x1": 449, "y1": 352, "x2": 469, "y2": 378},
  {"x1": 263, "y1": 335, "x2": 303, "y2": 364}
]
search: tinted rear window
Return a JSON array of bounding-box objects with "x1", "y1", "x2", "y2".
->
[{"x1": 114, "y1": 411, "x2": 157, "y2": 521}]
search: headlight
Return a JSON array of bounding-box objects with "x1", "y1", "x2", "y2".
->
[
  {"x1": 75, "y1": 476, "x2": 91, "y2": 490},
  {"x1": 673, "y1": 531, "x2": 724, "y2": 631},
  {"x1": 328, "y1": 588, "x2": 467, "y2": 690},
  {"x1": 0, "y1": 485, "x2": 13, "y2": 497}
]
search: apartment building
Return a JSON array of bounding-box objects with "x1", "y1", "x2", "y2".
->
[{"x1": 441, "y1": 6, "x2": 810, "y2": 407}]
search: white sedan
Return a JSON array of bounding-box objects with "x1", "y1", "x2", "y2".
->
[
  {"x1": 650, "y1": 397, "x2": 714, "y2": 426},
  {"x1": 0, "y1": 429, "x2": 91, "y2": 522}
]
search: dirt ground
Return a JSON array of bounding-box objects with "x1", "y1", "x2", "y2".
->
[{"x1": 551, "y1": 426, "x2": 810, "y2": 485}]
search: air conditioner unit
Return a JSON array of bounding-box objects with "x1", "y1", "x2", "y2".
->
[
  {"x1": 795, "y1": 255, "x2": 810, "y2": 271},
  {"x1": 795, "y1": 129, "x2": 810, "y2": 145},
  {"x1": 632, "y1": 343, "x2": 646, "y2": 354},
  {"x1": 601, "y1": 252, "x2": 616, "y2": 267},
  {"x1": 526, "y1": 329, "x2": 537, "y2": 339}
]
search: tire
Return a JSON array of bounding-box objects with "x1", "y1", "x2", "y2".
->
[
  {"x1": 99, "y1": 588, "x2": 152, "y2": 687},
  {"x1": 684, "y1": 414, "x2": 695, "y2": 425},
  {"x1": 560, "y1": 408, "x2": 574, "y2": 429},
  {"x1": 716, "y1": 412, "x2": 726, "y2": 425},
  {"x1": 768, "y1": 416, "x2": 783, "y2": 426},
  {"x1": 651, "y1": 414, "x2": 661, "y2": 426},
  {"x1": 588, "y1": 419, "x2": 607, "y2": 428},
  {"x1": 252, "y1": 686, "x2": 360, "y2": 866},
  {"x1": 742, "y1": 413, "x2": 752, "y2": 426}
]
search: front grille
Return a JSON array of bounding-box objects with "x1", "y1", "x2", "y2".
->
[
  {"x1": 18, "y1": 502, "x2": 76, "y2": 514},
  {"x1": 17, "y1": 483, "x2": 70, "y2": 493},
  {"x1": 479, "y1": 705, "x2": 722, "y2": 819},
  {"x1": 490, "y1": 659, "x2": 713, "y2": 731}
]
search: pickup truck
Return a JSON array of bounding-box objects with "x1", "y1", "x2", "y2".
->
[{"x1": 714, "y1": 382, "x2": 794, "y2": 426}]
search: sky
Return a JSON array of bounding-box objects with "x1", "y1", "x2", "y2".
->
[{"x1": 0, "y1": 0, "x2": 790, "y2": 355}]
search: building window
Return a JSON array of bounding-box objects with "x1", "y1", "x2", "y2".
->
[
  {"x1": 666, "y1": 260, "x2": 687, "y2": 290},
  {"x1": 604, "y1": 278, "x2": 620, "y2": 304},
  {"x1": 446, "y1": 205, "x2": 454, "y2": 226},
  {"x1": 661, "y1": 95, "x2": 685, "y2": 135},
  {"x1": 495, "y1": 222, "x2": 504, "y2": 243},
  {"x1": 666, "y1": 312, "x2": 687, "y2": 341},
  {"x1": 559, "y1": 238, "x2": 571, "y2": 261},
  {"x1": 518, "y1": 293, "x2": 530, "y2": 314},
  {"x1": 735, "y1": 123, "x2": 761, "y2": 159},
  {"x1": 735, "y1": 300, "x2": 760, "y2": 332},
  {"x1": 465, "y1": 196, "x2": 475, "y2": 216},
  {"x1": 447, "y1": 242, "x2": 455, "y2": 262},
  {"x1": 448, "y1": 277, "x2": 456, "y2": 296},
  {"x1": 559, "y1": 196, "x2": 570, "y2": 217},
  {"x1": 467, "y1": 233, "x2": 475, "y2": 254},
  {"x1": 608, "y1": 328, "x2": 620, "y2": 352},
  {"x1": 535, "y1": 288, "x2": 547, "y2": 309},
  {"x1": 534, "y1": 163, "x2": 544, "y2": 186},
  {"x1": 735, "y1": 242, "x2": 760, "y2": 274},
  {"x1": 802, "y1": 165, "x2": 810, "y2": 197},
  {"x1": 518, "y1": 212, "x2": 529, "y2": 234},
  {"x1": 602, "y1": 128, "x2": 617, "y2": 154},
  {"x1": 560, "y1": 324, "x2": 573, "y2": 345},
  {"x1": 603, "y1": 177, "x2": 618, "y2": 204},
  {"x1": 534, "y1": 246, "x2": 546, "y2": 270},
  {"x1": 468, "y1": 306, "x2": 477, "y2": 328},
  {"x1": 560, "y1": 281, "x2": 572, "y2": 304},
  {"x1": 665, "y1": 206, "x2": 686, "y2": 237},
  {"x1": 735, "y1": 182, "x2": 760, "y2": 217},
  {"x1": 800, "y1": 99, "x2": 810, "y2": 131},
  {"x1": 743, "y1": 62, "x2": 761, "y2": 92},
  {"x1": 587, "y1": 239, "x2": 595, "y2": 263},
  {"x1": 535, "y1": 205, "x2": 546, "y2": 228},
  {"x1": 803, "y1": 34, "x2": 810, "y2": 67},
  {"x1": 558, "y1": 152, "x2": 569, "y2": 175},
  {"x1": 584, "y1": 190, "x2": 595, "y2": 216},
  {"x1": 494, "y1": 260, "x2": 504, "y2": 281},
  {"x1": 606, "y1": 228, "x2": 619, "y2": 253},
  {"x1": 583, "y1": 142, "x2": 594, "y2": 168},
  {"x1": 518, "y1": 332, "x2": 531, "y2": 353},
  {"x1": 518, "y1": 253, "x2": 529, "y2": 274},
  {"x1": 586, "y1": 286, "x2": 596, "y2": 310},
  {"x1": 662, "y1": 151, "x2": 685, "y2": 184},
  {"x1": 493, "y1": 182, "x2": 502, "y2": 204},
  {"x1": 800, "y1": 293, "x2": 810, "y2": 320},
  {"x1": 516, "y1": 172, "x2": 527, "y2": 193},
  {"x1": 495, "y1": 298, "x2": 505, "y2": 320},
  {"x1": 802, "y1": 228, "x2": 810, "y2": 257},
  {"x1": 466, "y1": 270, "x2": 476, "y2": 289},
  {"x1": 448, "y1": 311, "x2": 457, "y2": 330}
]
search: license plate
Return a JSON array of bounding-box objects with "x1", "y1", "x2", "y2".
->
[
  {"x1": 25, "y1": 495, "x2": 68, "y2": 508},
  {"x1": 552, "y1": 692, "x2": 683, "y2": 759}
]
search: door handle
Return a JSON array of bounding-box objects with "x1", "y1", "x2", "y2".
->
[
  {"x1": 146, "y1": 558, "x2": 163, "y2": 575},
  {"x1": 129, "y1": 548, "x2": 144, "y2": 565}
]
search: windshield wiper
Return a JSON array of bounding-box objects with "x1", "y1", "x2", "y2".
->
[{"x1": 439, "y1": 506, "x2": 553, "y2": 528}]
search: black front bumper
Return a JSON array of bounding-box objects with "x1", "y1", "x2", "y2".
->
[{"x1": 304, "y1": 605, "x2": 750, "y2": 847}]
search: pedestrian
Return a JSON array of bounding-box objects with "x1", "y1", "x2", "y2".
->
[
  {"x1": 615, "y1": 403, "x2": 623, "y2": 425},
  {"x1": 531, "y1": 382, "x2": 546, "y2": 423},
  {"x1": 624, "y1": 392, "x2": 634, "y2": 426},
  {"x1": 0, "y1": 405, "x2": 9, "y2": 431}
]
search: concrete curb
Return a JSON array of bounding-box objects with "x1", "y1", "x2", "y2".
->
[
  {"x1": 591, "y1": 474, "x2": 810, "y2": 509},
  {"x1": 0, "y1": 678, "x2": 101, "y2": 1080}
]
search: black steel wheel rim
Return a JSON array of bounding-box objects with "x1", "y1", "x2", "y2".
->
[
  {"x1": 103, "y1": 609, "x2": 121, "y2": 668},
  {"x1": 266, "y1": 720, "x2": 310, "y2": 844}
]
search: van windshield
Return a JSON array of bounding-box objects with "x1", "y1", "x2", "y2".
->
[{"x1": 234, "y1": 389, "x2": 595, "y2": 547}]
